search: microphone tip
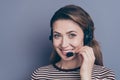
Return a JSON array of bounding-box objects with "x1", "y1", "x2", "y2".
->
[{"x1": 66, "y1": 52, "x2": 74, "y2": 57}]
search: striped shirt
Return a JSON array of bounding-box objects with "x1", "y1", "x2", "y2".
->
[{"x1": 31, "y1": 64, "x2": 115, "y2": 80}]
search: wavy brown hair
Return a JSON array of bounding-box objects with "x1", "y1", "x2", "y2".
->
[{"x1": 49, "y1": 5, "x2": 103, "y2": 66}]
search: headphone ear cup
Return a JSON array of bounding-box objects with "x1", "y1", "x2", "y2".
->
[
  {"x1": 49, "y1": 29, "x2": 53, "y2": 41},
  {"x1": 84, "y1": 33, "x2": 89, "y2": 45},
  {"x1": 84, "y1": 27, "x2": 93, "y2": 45},
  {"x1": 49, "y1": 35, "x2": 52, "y2": 41},
  {"x1": 84, "y1": 34, "x2": 92, "y2": 45},
  {"x1": 84, "y1": 27, "x2": 88, "y2": 45}
]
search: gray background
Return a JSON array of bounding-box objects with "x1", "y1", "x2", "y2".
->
[{"x1": 0, "y1": 0, "x2": 120, "y2": 80}]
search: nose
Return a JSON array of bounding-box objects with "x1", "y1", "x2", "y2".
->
[{"x1": 61, "y1": 37, "x2": 69, "y2": 48}]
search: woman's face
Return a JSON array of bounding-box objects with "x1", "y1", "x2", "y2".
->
[{"x1": 53, "y1": 19, "x2": 84, "y2": 61}]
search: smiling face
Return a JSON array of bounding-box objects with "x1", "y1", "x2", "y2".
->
[{"x1": 53, "y1": 19, "x2": 84, "y2": 61}]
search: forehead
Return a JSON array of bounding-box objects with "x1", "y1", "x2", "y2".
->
[{"x1": 53, "y1": 19, "x2": 83, "y2": 33}]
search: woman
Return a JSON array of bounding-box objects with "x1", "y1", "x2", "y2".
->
[{"x1": 31, "y1": 5, "x2": 115, "y2": 80}]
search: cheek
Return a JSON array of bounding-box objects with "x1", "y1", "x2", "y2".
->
[
  {"x1": 71, "y1": 39, "x2": 84, "y2": 47},
  {"x1": 53, "y1": 40, "x2": 60, "y2": 47},
  {"x1": 72, "y1": 41, "x2": 81, "y2": 46}
]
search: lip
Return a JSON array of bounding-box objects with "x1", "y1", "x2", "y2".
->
[{"x1": 60, "y1": 49, "x2": 73, "y2": 55}]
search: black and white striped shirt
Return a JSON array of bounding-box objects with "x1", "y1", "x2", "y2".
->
[{"x1": 31, "y1": 64, "x2": 115, "y2": 80}]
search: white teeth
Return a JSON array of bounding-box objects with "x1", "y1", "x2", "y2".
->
[
  {"x1": 60, "y1": 49, "x2": 74, "y2": 54},
  {"x1": 62, "y1": 50, "x2": 72, "y2": 53}
]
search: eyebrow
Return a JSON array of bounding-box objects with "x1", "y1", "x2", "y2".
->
[
  {"x1": 53, "y1": 31, "x2": 77, "y2": 34},
  {"x1": 66, "y1": 31, "x2": 77, "y2": 34}
]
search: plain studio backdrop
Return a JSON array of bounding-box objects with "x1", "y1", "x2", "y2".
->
[{"x1": 0, "y1": 0, "x2": 120, "y2": 80}]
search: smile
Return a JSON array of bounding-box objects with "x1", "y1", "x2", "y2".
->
[{"x1": 60, "y1": 49, "x2": 73, "y2": 55}]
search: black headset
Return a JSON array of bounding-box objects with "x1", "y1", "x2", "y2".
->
[
  {"x1": 49, "y1": 25, "x2": 93, "y2": 45},
  {"x1": 83, "y1": 25, "x2": 93, "y2": 45}
]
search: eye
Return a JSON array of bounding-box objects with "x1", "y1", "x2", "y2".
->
[
  {"x1": 53, "y1": 33, "x2": 61, "y2": 39},
  {"x1": 69, "y1": 33, "x2": 76, "y2": 39}
]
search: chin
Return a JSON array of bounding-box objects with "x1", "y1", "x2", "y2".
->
[{"x1": 61, "y1": 55, "x2": 76, "y2": 61}]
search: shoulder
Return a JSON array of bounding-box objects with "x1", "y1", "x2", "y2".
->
[
  {"x1": 31, "y1": 64, "x2": 53, "y2": 80},
  {"x1": 92, "y1": 65, "x2": 115, "y2": 80}
]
